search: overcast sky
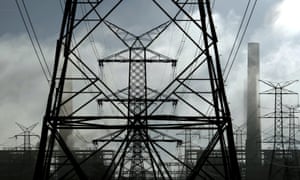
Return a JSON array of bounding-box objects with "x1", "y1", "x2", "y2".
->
[{"x1": 1, "y1": 0, "x2": 300, "y2": 148}]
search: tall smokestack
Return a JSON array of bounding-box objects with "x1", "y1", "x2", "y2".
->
[{"x1": 246, "y1": 42, "x2": 261, "y2": 179}]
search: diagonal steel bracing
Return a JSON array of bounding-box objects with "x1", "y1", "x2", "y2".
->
[
  {"x1": 34, "y1": 0, "x2": 241, "y2": 179},
  {"x1": 260, "y1": 80, "x2": 298, "y2": 180}
]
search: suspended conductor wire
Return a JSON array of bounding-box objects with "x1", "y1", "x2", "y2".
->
[
  {"x1": 80, "y1": 4, "x2": 112, "y2": 88},
  {"x1": 175, "y1": 4, "x2": 194, "y2": 59},
  {"x1": 20, "y1": 0, "x2": 51, "y2": 76},
  {"x1": 15, "y1": 0, "x2": 51, "y2": 83},
  {"x1": 82, "y1": 5, "x2": 101, "y2": 59},
  {"x1": 223, "y1": 0, "x2": 251, "y2": 75},
  {"x1": 211, "y1": 0, "x2": 216, "y2": 9},
  {"x1": 21, "y1": 0, "x2": 52, "y2": 79},
  {"x1": 59, "y1": 0, "x2": 65, "y2": 12},
  {"x1": 16, "y1": 0, "x2": 75, "y2": 117},
  {"x1": 224, "y1": 0, "x2": 258, "y2": 82}
]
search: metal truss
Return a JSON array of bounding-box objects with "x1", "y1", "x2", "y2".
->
[
  {"x1": 260, "y1": 80, "x2": 298, "y2": 180},
  {"x1": 34, "y1": 0, "x2": 240, "y2": 179},
  {"x1": 14, "y1": 122, "x2": 40, "y2": 151},
  {"x1": 284, "y1": 105, "x2": 300, "y2": 180}
]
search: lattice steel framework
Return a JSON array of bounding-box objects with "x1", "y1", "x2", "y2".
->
[
  {"x1": 14, "y1": 122, "x2": 39, "y2": 151},
  {"x1": 34, "y1": 0, "x2": 240, "y2": 179},
  {"x1": 284, "y1": 105, "x2": 300, "y2": 180},
  {"x1": 98, "y1": 20, "x2": 176, "y2": 179},
  {"x1": 260, "y1": 80, "x2": 298, "y2": 180},
  {"x1": 286, "y1": 106, "x2": 298, "y2": 152}
]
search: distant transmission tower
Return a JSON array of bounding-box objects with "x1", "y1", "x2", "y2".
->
[
  {"x1": 260, "y1": 80, "x2": 298, "y2": 180},
  {"x1": 284, "y1": 105, "x2": 300, "y2": 180},
  {"x1": 285, "y1": 105, "x2": 299, "y2": 152},
  {"x1": 14, "y1": 122, "x2": 39, "y2": 151},
  {"x1": 98, "y1": 20, "x2": 177, "y2": 179},
  {"x1": 34, "y1": 0, "x2": 240, "y2": 179}
]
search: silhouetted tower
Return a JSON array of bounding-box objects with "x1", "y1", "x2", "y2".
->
[
  {"x1": 234, "y1": 124, "x2": 246, "y2": 152},
  {"x1": 98, "y1": 20, "x2": 175, "y2": 179},
  {"x1": 183, "y1": 129, "x2": 194, "y2": 173},
  {"x1": 33, "y1": 0, "x2": 240, "y2": 179},
  {"x1": 284, "y1": 105, "x2": 300, "y2": 180},
  {"x1": 177, "y1": 129, "x2": 201, "y2": 175},
  {"x1": 286, "y1": 105, "x2": 298, "y2": 152},
  {"x1": 14, "y1": 122, "x2": 39, "y2": 151},
  {"x1": 260, "y1": 80, "x2": 298, "y2": 180}
]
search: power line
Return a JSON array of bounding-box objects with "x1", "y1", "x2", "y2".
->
[
  {"x1": 16, "y1": 0, "x2": 75, "y2": 117},
  {"x1": 211, "y1": 0, "x2": 216, "y2": 8},
  {"x1": 205, "y1": 0, "x2": 258, "y2": 126},
  {"x1": 20, "y1": 0, "x2": 51, "y2": 76},
  {"x1": 81, "y1": 6, "x2": 101, "y2": 59},
  {"x1": 15, "y1": 0, "x2": 51, "y2": 83},
  {"x1": 224, "y1": 0, "x2": 258, "y2": 82},
  {"x1": 223, "y1": 0, "x2": 251, "y2": 75}
]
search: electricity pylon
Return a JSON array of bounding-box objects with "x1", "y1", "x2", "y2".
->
[
  {"x1": 98, "y1": 20, "x2": 177, "y2": 179},
  {"x1": 14, "y1": 122, "x2": 39, "y2": 150},
  {"x1": 284, "y1": 105, "x2": 300, "y2": 180},
  {"x1": 34, "y1": 0, "x2": 240, "y2": 179},
  {"x1": 260, "y1": 80, "x2": 298, "y2": 180}
]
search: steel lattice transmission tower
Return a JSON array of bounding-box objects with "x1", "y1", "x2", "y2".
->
[
  {"x1": 284, "y1": 105, "x2": 300, "y2": 180},
  {"x1": 14, "y1": 122, "x2": 39, "y2": 151},
  {"x1": 260, "y1": 80, "x2": 298, "y2": 180},
  {"x1": 34, "y1": 0, "x2": 240, "y2": 179},
  {"x1": 97, "y1": 20, "x2": 176, "y2": 179}
]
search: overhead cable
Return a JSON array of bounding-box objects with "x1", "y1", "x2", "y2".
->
[
  {"x1": 224, "y1": 0, "x2": 258, "y2": 82},
  {"x1": 15, "y1": 0, "x2": 51, "y2": 83},
  {"x1": 223, "y1": 0, "x2": 251, "y2": 75}
]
